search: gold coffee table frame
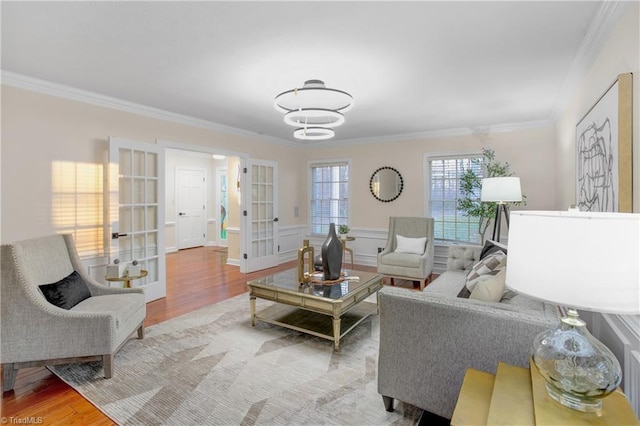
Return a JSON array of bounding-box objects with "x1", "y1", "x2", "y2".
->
[{"x1": 248, "y1": 268, "x2": 383, "y2": 351}]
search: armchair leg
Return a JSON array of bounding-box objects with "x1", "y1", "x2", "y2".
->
[
  {"x1": 2, "y1": 363, "x2": 18, "y2": 392},
  {"x1": 382, "y1": 395, "x2": 394, "y2": 412},
  {"x1": 137, "y1": 324, "x2": 145, "y2": 339},
  {"x1": 103, "y1": 354, "x2": 113, "y2": 379}
]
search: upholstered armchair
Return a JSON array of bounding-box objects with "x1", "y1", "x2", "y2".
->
[
  {"x1": 1, "y1": 234, "x2": 146, "y2": 392},
  {"x1": 377, "y1": 217, "x2": 435, "y2": 290}
]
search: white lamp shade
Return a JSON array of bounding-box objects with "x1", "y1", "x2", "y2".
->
[
  {"x1": 481, "y1": 177, "x2": 522, "y2": 202},
  {"x1": 505, "y1": 210, "x2": 640, "y2": 314}
]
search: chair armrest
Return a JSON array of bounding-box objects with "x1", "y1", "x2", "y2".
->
[{"x1": 377, "y1": 286, "x2": 558, "y2": 419}]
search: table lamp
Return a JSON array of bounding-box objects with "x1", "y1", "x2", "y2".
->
[
  {"x1": 505, "y1": 210, "x2": 640, "y2": 412},
  {"x1": 481, "y1": 177, "x2": 522, "y2": 242}
]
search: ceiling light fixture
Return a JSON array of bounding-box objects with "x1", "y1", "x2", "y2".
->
[
  {"x1": 274, "y1": 79, "x2": 353, "y2": 141},
  {"x1": 293, "y1": 127, "x2": 335, "y2": 141}
]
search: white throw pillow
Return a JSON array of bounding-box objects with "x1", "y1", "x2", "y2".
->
[
  {"x1": 394, "y1": 235, "x2": 427, "y2": 255},
  {"x1": 465, "y1": 251, "x2": 507, "y2": 292},
  {"x1": 470, "y1": 269, "x2": 506, "y2": 302}
]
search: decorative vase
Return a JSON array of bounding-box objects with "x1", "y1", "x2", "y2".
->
[{"x1": 321, "y1": 223, "x2": 343, "y2": 280}]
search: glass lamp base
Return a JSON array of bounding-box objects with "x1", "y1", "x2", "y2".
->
[
  {"x1": 533, "y1": 309, "x2": 621, "y2": 413},
  {"x1": 545, "y1": 383, "x2": 602, "y2": 412}
]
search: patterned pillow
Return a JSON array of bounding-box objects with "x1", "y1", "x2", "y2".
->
[
  {"x1": 465, "y1": 251, "x2": 507, "y2": 292},
  {"x1": 470, "y1": 269, "x2": 506, "y2": 302}
]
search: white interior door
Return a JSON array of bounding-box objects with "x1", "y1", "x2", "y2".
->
[
  {"x1": 108, "y1": 137, "x2": 166, "y2": 302},
  {"x1": 244, "y1": 159, "x2": 278, "y2": 272},
  {"x1": 177, "y1": 168, "x2": 206, "y2": 249}
]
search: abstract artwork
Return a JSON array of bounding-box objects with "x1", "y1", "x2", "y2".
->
[{"x1": 576, "y1": 73, "x2": 633, "y2": 212}]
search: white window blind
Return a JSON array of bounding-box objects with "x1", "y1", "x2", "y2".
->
[
  {"x1": 310, "y1": 161, "x2": 349, "y2": 235},
  {"x1": 428, "y1": 155, "x2": 484, "y2": 244}
]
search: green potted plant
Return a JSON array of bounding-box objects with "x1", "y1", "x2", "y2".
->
[
  {"x1": 457, "y1": 148, "x2": 525, "y2": 242},
  {"x1": 337, "y1": 224, "x2": 350, "y2": 239}
]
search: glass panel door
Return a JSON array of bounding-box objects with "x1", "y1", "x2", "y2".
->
[{"x1": 109, "y1": 137, "x2": 166, "y2": 302}]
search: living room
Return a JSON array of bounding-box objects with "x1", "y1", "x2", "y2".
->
[{"x1": 2, "y1": 1, "x2": 639, "y2": 424}]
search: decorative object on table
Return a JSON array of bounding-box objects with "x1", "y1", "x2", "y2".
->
[
  {"x1": 457, "y1": 148, "x2": 526, "y2": 242},
  {"x1": 480, "y1": 176, "x2": 522, "y2": 242},
  {"x1": 106, "y1": 258, "x2": 126, "y2": 278},
  {"x1": 370, "y1": 166, "x2": 404, "y2": 202},
  {"x1": 338, "y1": 224, "x2": 350, "y2": 239},
  {"x1": 273, "y1": 79, "x2": 353, "y2": 141},
  {"x1": 313, "y1": 254, "x2": 323, "y2": 271},
  {"x1": 321, "y1": 223, "x2": 343, "y2": 280},
  {"x1": 576, "y1": 72, "x2": 632, "y2": 213},
  {"x1": 127, "y1": 260, "x2": 141, "y2": 277},
  {"x1": 297, "y1": 239, "x2": 314, "y2": 284},
  {"x1": 506, "y1": 210, "x2": 640, "y2": 412}
]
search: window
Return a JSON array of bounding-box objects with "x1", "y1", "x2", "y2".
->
[
  {"x1": 310, "y1": 161, "x2": 349, "y2": 235},
  {"x1": 427, "y1": 154, "x2": 484, "y2": 244}
]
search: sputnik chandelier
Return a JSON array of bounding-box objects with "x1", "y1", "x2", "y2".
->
[{"x1": 274, "y1": 79, "x2": 354, "y2": 140}]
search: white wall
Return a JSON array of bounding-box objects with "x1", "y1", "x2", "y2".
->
[{"x1": 554, "y1": 2, "x2": 640, "y2": 415}]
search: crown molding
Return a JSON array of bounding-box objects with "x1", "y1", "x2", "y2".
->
[
  {"x1": 549, "y1": 1, "x2": 628, "y2": 120},
  {"x1": 3, "y1": 70, "x2": 552, "y2": 150},
  {"x1": 1, "y1": 70, "x2": 300, "y2": 148},
  {"x1": 314, "y1": 119, "x2": 553, "y2": 148}
]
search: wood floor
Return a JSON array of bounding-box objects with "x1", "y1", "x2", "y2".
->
[{"x1": 1, "y1": 247, "x2": 379, "y2": 425}]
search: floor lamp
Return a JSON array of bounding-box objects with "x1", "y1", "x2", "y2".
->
[{"x1": 480, "y1": 177, "x2": 522, "y2": 242}]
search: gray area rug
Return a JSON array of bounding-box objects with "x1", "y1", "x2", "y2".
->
[{"x1": 50, "y1": 293, "x2": 422, "y2": 425}]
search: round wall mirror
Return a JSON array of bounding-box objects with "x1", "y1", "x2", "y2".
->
[{"x1": 370, "y1": 167, "x2": 404, "y2": 202}]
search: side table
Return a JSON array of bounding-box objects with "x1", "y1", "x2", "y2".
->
[
  {"x1": 341, "y1": 236, "x2": 355, "y2": 270},
  {"x1": 105, "y1": 270, "x2": 148, "y2": 288},
  {"x1": 451, "y1": 359, "x2": 639, "y2": 425}
]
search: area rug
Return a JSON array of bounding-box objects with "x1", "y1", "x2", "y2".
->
[{"x1": 50, "y1": 293, "x2": 421, "y2": 425}]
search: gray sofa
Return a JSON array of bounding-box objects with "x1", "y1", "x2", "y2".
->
[{"x1": 377, "y1": 244, "x2": 559, "y2": 419}]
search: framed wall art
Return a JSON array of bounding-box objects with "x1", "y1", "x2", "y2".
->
[{"x1": 576, "y1": 72, "x2": 632, "y2": 212}]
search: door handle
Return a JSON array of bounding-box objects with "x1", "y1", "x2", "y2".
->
[
  {"x1": 179, "y1": 212, "x2": 186, "y2": 216},
  {"x1": 273, "y1": 217, "x2": 279, "y2": 222},
  {"x1": 111, "y1": 232, "x2": 128, "y2": 239}
]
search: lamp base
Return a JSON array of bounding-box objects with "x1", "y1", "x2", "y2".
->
[
  {"x1": 532, "y1": 309, "x2": 621, "y2": 413},
  {"x1": 545, "y1": 383, "x2": 602, "y2": 412}
]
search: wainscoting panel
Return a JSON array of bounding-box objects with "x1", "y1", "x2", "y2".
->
[{"x1": 597, "y1": 313, "x2": 640, "y2": 417}]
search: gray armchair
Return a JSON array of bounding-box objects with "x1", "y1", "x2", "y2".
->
[
  {"x1": 1, "y1": 234, "x2": 146, "y2": 392},
  {"x1": 377, "y1": 217, "x2": 435, "y2": 290}
]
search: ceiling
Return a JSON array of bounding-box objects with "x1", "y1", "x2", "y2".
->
[{"x1": 1, "y1": 1, "x2": 607, "y2": 145}]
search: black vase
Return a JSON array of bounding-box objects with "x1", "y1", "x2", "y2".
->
[{"x1": 321, "y1": 223, "x2": 343, "y2": 280}]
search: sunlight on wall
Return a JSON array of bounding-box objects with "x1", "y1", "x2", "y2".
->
[{"x1": 52, "y1": 161, "x2": 104, "y2": 257}]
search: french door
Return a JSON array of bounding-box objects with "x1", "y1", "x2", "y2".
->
[
  {"x1": 108, "y1": 137, "x2": 166, "y2": 302},
  {"x1": 243, "y1": 159, "x2": 279, "y2": 273}
]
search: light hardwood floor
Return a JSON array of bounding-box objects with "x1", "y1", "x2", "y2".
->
[{"x1": 1, "y1": 247, "x2": 379, "y2": 425}]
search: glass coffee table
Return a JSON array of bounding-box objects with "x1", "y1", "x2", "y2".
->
[{"x1": 247, "y1": 268, "x2": 383, "y2": 351}]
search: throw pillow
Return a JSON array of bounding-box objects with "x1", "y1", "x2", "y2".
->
[
  {"x1": 457, "y1": 285, "x2": 472, "y2": 299},
  {"x1": 395, "y1": 235, "x2": 427, "y2": 255},
  {"x1": 39, "y1": 270, "x2": 91, "y2": 310},
  {"x1": 479, "y1": 239, "x2": 508, "y2": 260},
  {"x1": 465, "y1": 251, "x2": 507, "y2": 292},
  {"x1": 470, "y1": 269, "x2": 506, "y2": 302}
]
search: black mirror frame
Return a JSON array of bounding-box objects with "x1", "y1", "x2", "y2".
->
[{"x1": 369, "y1": 166, "x2": 404, "y2": 203}]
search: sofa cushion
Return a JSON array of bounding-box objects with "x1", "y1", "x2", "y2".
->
[
  {"x1": 466, "y1": 251, "x2": 507, "y2": 291},
  {"x1": 470, "y1": 269, "x2": 506, "y2": 302},
  {"x1": 395, "y1": 235, "x2": 427, "y2": 254},
  {"x1": 446, "y1": 245, "x2": 481, "y2": 272},
  {"x1": 39, "y1": 270, "x2": 91, "y2": 310},
  {"x1": 72, "y1": 293, "x2": 145, "y2": 330},
  {"x1": 380, "y1": 252, "x2": 422, "y2": 268}
]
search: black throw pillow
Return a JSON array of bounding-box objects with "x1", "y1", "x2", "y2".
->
[
  {"x1": 39, "y1": 270, "x2": 91, "y2": 310},
  {"x1": 479, "y1": 240, "x2": 507, "y2": 260}
]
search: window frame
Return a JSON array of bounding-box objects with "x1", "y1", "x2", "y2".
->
[
  {"x1": 424, "y1": 152, "x2": 485, "y2": 244},
  {"x1": 307, "y1": 158, "x2": 351, "y2": 236}
]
